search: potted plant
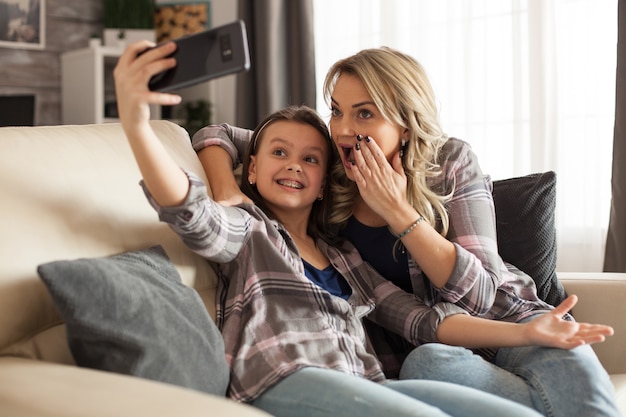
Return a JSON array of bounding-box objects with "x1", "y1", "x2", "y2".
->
[
  {"x1": 102, "y1": 0, "x2": 156, "y2": 46},
  {"x1": 178, "y1": 100, "x2": 212, "y2": 137}
]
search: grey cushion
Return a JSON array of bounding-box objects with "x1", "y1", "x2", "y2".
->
[
  {"x1": 492, "y1": 171, "x2": 567, "y2": 306},
  {"x1": 37, "y1": 245, "x2": 229, "y2": 395}
]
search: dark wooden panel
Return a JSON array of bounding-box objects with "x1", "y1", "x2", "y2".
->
[
  {"x1": 47, "y1": 0, "x2": 102, "y2": 21},
  {"x1": 0, "y1": 50, "x2": 59, "y2": 89},
  {"x1": 46, "y1": 16, "x2": 102, "y2": 51},
  {"x1": 37, "y1": 88, "x2": 61, "y2": 126}
]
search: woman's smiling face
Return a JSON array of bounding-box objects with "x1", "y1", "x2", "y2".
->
[{"x1": 328, "y1": 73, "x2": 405, "y2": 179}]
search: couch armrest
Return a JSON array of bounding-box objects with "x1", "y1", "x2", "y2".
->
[
  {"x1": 0, "y1": 358, "x2": 268, "y2": 417},
  {"x1": 558, "y1": 272, "x2": 626, "y2": 374}
]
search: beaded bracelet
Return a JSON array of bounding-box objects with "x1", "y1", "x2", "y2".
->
[{"x1": 395, "y1": 216, "x2": 426, "y2": 238}]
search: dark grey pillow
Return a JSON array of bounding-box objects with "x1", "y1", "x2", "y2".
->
[
  {"x1": 492, "y1": 171, "x2": 567, "y2": 306},
  {"x1": 37, "y1": 245, "x2": 229, "y2": 395}
]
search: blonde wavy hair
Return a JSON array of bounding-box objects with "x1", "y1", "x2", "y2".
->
[{"x1": 323, "y1": 47, "x2": 453, "y2": 236}]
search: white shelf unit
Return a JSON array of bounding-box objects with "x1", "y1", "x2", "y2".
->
[{"x1": 61, "y1": 45, "x2": 161, "y2": 124}]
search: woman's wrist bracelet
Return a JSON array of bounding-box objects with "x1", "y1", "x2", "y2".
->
[{"x1": 394, "y1": 216, "x2": 426, "y2": 238}]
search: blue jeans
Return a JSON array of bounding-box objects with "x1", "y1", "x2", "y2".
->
[
  {"x1": 251, "y1": 367, "x2": 542, "y2": 417},
  {"x1": 399, "y1": 342, "x2": 619, "y2": 417}
]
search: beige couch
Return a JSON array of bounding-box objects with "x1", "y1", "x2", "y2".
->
[
  {"x1": 0, "y1": 121, "x2": 268, "y2": 417},
  {"x1": 0, "y1": 121, "x2": 624, "y2": 416}
]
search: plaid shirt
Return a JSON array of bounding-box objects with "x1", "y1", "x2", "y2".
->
[
  {"x1": 142, "y1": 174, "x2": 468, "y2": 403},
  {"x1": 191, "y1": 125, "x2": 555, "y2": 376}
]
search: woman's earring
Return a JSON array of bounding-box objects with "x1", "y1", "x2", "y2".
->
[{"x1": 400, "y1": 138, "x2": 407, "y2": 158}]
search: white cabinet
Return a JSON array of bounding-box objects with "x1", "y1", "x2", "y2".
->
[{"x1": 61, "y1": 45, "x2": 161, "y2": 124}]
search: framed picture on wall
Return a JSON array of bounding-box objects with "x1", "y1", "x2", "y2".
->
[
  {"x1": 0, "y1": 0, "x2": 45, "y2": 49},
  {"x1": 154, "y1": 1, "x2": 210, "y2": 43}
]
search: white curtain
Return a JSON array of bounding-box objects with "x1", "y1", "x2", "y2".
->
[{"x1": 314, "y1": 0, "x2": 617, "y2": 272}]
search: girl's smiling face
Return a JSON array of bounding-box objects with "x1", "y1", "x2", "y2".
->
[
  {"x1": 329, "y1": 73, "x2": 406, "y2": 179},
  {"x1": 248, "y1": 120, "x2": 327, "y2": 219}
]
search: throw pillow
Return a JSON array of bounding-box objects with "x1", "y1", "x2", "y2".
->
[
  {"x1": 492, "y1": 171, "x2": 567, "y2": 306},
  {"x1": 37, "y1": 245, "x2": 229, "y2": 395}
]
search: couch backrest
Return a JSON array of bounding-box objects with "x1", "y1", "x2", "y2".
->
[{"x1": 0, "y1": 121, "x2": 218, "y2": 364}]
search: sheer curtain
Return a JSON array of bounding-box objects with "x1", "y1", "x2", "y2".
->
[{"x1": 314, "y1": 0, "x2": 617, "y2": 272}]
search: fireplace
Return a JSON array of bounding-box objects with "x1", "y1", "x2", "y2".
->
[{"x1": 0, "y1": 95, "x2": 35, "y2": 127}]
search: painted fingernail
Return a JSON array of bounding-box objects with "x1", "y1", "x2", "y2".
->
[
  {"x1": 356, "y1": 134, "x2": 363, "y2": 141},
  {"x1": 365, "y1": 136, "x2": 372, "y2": 143},
  {"x1": 355, "y1": 143, "x2": 361, "y2": 151}
]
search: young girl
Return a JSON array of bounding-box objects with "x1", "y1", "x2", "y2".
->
[
  {"x1": 193, "y1": 47, "x2": 620, "y2": 417},
  {"x1": 114, "y1": 40, "x2": 611, "y2": 417}
]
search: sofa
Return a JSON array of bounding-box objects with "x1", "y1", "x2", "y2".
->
[
  {"x1": 0, "y1": 120, "x2": 624, "y2": 416},
  {"x1": 0, "y1": 121, "x2": 269, "y2": 417}
]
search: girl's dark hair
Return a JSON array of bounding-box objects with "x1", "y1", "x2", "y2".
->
[{"x1": 240, "y1": 105, "x2": 342, "y2": 245}]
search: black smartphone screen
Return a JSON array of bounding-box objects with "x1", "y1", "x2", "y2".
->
[{"x1": 148, "y1": 20, "x2": 250, "y2": 92}]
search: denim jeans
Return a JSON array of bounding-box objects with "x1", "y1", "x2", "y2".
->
[
  {"x1": 251, "y1": 367, "x2": 542, "y2": 417},
  {"x1": 399, "y1": 342, "x2": 620, "y2": 417}
]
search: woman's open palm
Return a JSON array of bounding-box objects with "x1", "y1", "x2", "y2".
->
[{"x1": 525, "y1": 295, "x2": 614, "y2": 349}]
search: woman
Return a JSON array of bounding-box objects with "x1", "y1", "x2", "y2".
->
[{"x1": 193, "y1": 47, "x2": 619, "y2": 417}]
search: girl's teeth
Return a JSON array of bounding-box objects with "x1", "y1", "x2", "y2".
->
[{"x1": 278, "y1": 179, "x2": 303, "y2": 189}]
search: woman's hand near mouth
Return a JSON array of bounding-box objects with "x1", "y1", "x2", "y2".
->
[{"x1": 350, "y1": 135, "x2": 415, "y2": 229}]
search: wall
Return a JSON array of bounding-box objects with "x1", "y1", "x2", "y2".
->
[
  {"x1": 0, "y1": 0, "x2": 238, "y2": 126},
  {"x1": 0, "y1": 1, "x2": 102, "y2": 126}
]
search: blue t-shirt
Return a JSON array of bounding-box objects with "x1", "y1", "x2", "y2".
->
[
  {"x1": 302, "y1": 260, "x2": 352, "y2": 300},
  {"x1": 341, "y1": 216, "x2": 412, "y2": 293}
]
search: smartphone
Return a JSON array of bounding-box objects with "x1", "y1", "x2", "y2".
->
[{"x1": 147, "y1": 20, "x2": 250, "y2": 92}]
